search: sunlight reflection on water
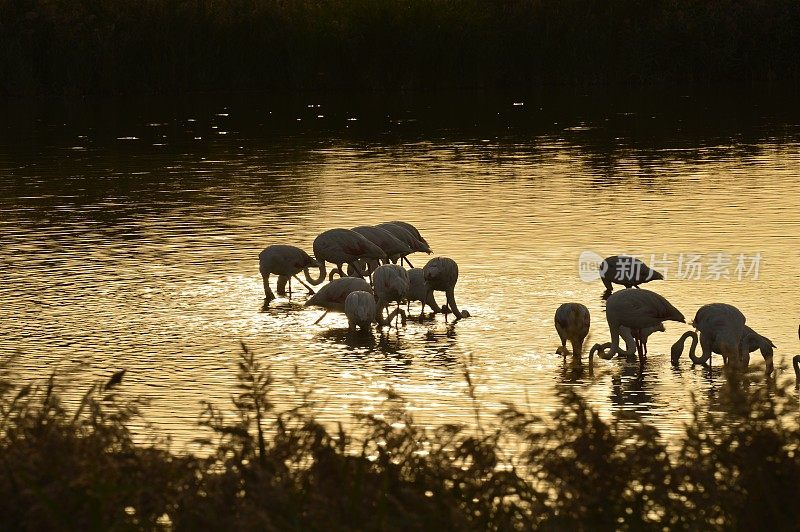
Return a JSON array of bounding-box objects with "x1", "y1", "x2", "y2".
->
[{"x1": 1, "y1": 93, "x2": 799, "y2": 449}]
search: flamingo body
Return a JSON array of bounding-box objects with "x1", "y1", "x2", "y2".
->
[
  {"x1": 351, "y1": 226, "x2": 411, "y2": 262},
  {"x1": 311, "y1": 228, "x2": 386, "y2": 282},
  {"x1": 554, "y1": 303, "x2": 591, "y2": 360},
  {"x1": 600, "y1": 255, "x2": 664, "y2": 292},
  {"x1": 376, "y1": 223, "x2": 432, "y2": 255},
  {"x1": 258, "y1": 244, "x2": 318, "y2": 300},
  {"x1": 590, "y1": 288, "x2": 684, "y2": 364},
  {"x1": 680, "y1": 303, "x2": 746, "y2": 367},
  {"x1": 305, "y1": 277, "x2": 372, "y2": 314},
  {"x1": 388, "y1": 221, "x2": 430, "y2": 249},
  {"x1": 373, "y1": 264, "x2": 410, "y2": 327},
  {"x1": 406, "y1": 267, "x2": 442, "y2": 318},
  {"x1": 423, "y1": 257, "x2": 469, "y2": 320},
  {"x1": 345, "y1": 291, "x2": 377, "y2": 332}
]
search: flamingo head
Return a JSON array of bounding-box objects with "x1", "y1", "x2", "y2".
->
[{"x1": 670, "y1": 342, "x2": 684, "y2": 366}]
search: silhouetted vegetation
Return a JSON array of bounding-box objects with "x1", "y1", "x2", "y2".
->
[
  {"x1": 1, "y1": 346, "x2": 798, "y2": 530},
  {"x1": 2, "y1": 0, "x2": 800, "y2": 95}
]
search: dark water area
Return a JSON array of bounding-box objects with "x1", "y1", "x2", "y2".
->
[{"x1": 2, "y1": 89, "x2": 799, "y2": 448}]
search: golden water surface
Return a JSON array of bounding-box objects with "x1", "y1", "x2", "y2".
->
[{"x1": 2, "y1": 92, "x2": 799, "y2": 449}]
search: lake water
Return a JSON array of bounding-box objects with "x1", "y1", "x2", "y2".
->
[{"x1": 2, "y1": 90, "x2": 799, "y2": 449}]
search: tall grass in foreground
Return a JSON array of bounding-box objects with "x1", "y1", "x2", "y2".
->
[
  {"x1": 0, "y1": 346, "x2": 798, "y2": 530},
  {"x1": 2, "y1": 0, "x2": 800, "y2": 95}
]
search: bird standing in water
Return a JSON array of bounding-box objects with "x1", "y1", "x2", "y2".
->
[
  {"x1": 554, "y1": 303, "x2": 591, "y2": 363},
  {"x1": 670, "y1": 303, "x2": 747, "y2": 369},
  {"x1": 599, "y1": 255, "x2": 664, "y2": 294},
  {"x1": 423, "y1": 257, "x2": 470, "y2": 321},
  {"x1": 258, "y1": 244, "x2": 319, "y2": 302},
  {"x1": 590, "y1": 288, "x2": 684, "y2": 366},
  {"x1": 372, "y1": 264, "x2": 409, "y2": 328},
  {"x1": 305, "y1": 277, "x2": 372, "y2": 324},
  {"x1": 309, "y1": 228, "x2": 386, "y2": 283},
  {"x1": 344, "y1": 291, "x2": 377, "y2": 333},
  {"x1": 406, "y1": 267, "x2": 443, "y2": 320}
]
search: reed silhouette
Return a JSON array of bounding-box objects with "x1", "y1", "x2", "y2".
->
[{"x1": 0, "y1": 347, "x2": 798, "y2": 529}]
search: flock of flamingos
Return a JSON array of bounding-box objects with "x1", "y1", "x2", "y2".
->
[{"x1": 259, "y1": 221, "x2": 800, "y2": 383}]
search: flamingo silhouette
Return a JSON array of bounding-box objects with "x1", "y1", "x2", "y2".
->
[
  {"x1": 672, "y1": 318, "x2": 776, "y2": 374},
  {"x1": 738, "y1": 326, "x2": 776, "y2": 373},
  {"x1": 352, "y1": 225, "x2": 411, "y2": 262},
  {"x1": 308, "y1": 228, "x2": 386, "y2": 284},
  {"x1": 406, "y1": 267, "x2": 443, "y2": 320},
  {"x1": 670, "y1": 303, "x2": 748, "y2": 369},
  {"x1": 388, "y1": 221, "x2": 431, "y2": 250},
  {"x1": 376, "y1": 222, "x2": 431, "y2": 267},
  {"x1": 305, "y1": 277, "x2": 372, "y2": 324},
  {"x1": 372, "y1": 264, "x2": 409, "y2": 328},
  {"x1": 599, "y1": 255, "x2": 664, "y2": 293},
  {"x1": 423, "y1": 257, "x2": 470, "y2": 321},
  {"x1": 345, "y1": 291, "x2": 377, "y2": 333},
  {"x1": 590, "y1": 288, "x2": 684, "y2": 366},
  {"x1": 347, "y1": 226, "x2": 412, "y2": 276},
  {"x1": 258, "y1": 245, "x2": 319, "y2": 302},
  {"x1": 619, "y1": 323, "x2": 665, "y2": 356},
  {"x1": 554, "y1": 303, "x2": 591, "y2": 362}
]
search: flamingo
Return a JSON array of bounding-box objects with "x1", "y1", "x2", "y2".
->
[
  {"x1": 554, "y1": 303, "x2": 591, "y2": 362},
  {"x1": 738, "y1": 326, "x2": 776, "y2": 374},
  {"x1": 619, "y1": 323, "x2": 665, "y2": 356},
  {"x1": 353, "y1": 225, "x2": 411, "y2": 261},
  {"x1": 258, "y1": 245, "x2": 319, "y2": 302},
  {"x1": 305, "y1": 277, "x2": 372, "y2": 324},
  {"x1": 595, "y1": 323, "x2": 666, "y2": 361},
  {"x1": 670, "y1": 303, "x2": 748, "y2": 369},
  {"x1": 372, "y1": 264, "x2": 409, "y2": 328},
  {"x1": 406, "y1": 267, "x2": 443, "y2": 320},
  {"x1": 423, "y1": 257, "x2": 470, "y2": 321},
  {"x1": 376, "y1": 222, "x2": 431, "y2": 267},
  {"x1": 344, "y1": 291, "x2": 377, "y2": 333},
  {"x1": 672, "y1": 322, "x2": 775, "y2": 374},
  {"x1": 347, "y1": 226, "x2": 412, "y2": 276},
  {"x1": 388, "y1": 221, "x2": 431, "y2": 250},
  {"x1": 599, "y1": 255, "x2": 664, "y2": 293},
  {"x1": 307, "y1": 229, "x2": 386, "y2": 284},
  {"x1": 589, "y1": 288, "x2": 685, "y2": 366}
]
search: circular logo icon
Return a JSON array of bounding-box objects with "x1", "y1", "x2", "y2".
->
[{"x1": 578, "y1": 250, "x2": 604, "y2": 282}]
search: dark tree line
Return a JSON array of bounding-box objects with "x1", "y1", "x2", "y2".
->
[{"x1": 2, "y1": 0, "x2": 800, "y2": 95}]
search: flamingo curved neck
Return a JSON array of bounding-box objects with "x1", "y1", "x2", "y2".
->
[
  {"x1": 793, "y1": 355, "x2": 800, "y2": 381},
  {"x1": 592, "y1": 328, "x2": 636, "y2": 361},
  {"x1": 444, "y1": 288, "x2": 462, "y2": 319},
  {"x1": 672, "y1": 330, "x2": 701, "y2": 364},
  {"x1": 304, "y1": 261, "x2": 327, "y2": 285}
]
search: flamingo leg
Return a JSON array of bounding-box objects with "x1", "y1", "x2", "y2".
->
[
  {"x1": 403, "y1": 257, "x2": 415, "y2": 268},
  {"x1": 635, "y1": 329, "x2": 644, "y2": 363},
  {"x1": 292, "y1": 275, "x2": 316, "y2": 295},
  {"x1": 313, "y1": 310, "x2": 329, "y2": 325},
  {"x1": 347, "y1": 261, "x2": 366, "y2": 279},
  {"x1": 262, "y1": 273, "x2": 275, "y2": 301},
  {"x1": 288, "y1": 277, "x2": 292, "y2": 299}
]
